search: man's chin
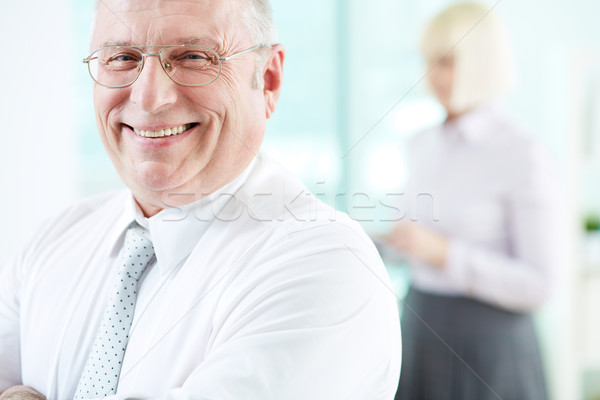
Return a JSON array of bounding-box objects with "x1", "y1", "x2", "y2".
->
[
  {"x1": 124, "y1": 166, "x2": 184, "y2": 197},
  {"x1": 126, "y1": 171, "x2": 208, "y2": 213}
]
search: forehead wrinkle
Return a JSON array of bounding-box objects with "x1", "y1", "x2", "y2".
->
[
  {"x1": 94, "y1": 0, "x2": 247, "y2": 53},
  {"x1": 100, "y1": 36, "x2": 215, "y2": 48}
]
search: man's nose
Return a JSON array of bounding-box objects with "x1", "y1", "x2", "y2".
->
[{"x1": 129, "y1": 55, "x2": 178, "y2": 113}]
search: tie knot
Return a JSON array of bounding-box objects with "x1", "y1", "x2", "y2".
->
[{"x1": 120, "y1": 225, "x2": 155, "y2": 278}]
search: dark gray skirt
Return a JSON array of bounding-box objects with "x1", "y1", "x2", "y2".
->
[{"x1": 395, "y1": 287, "x2": 548, "y2": 400}]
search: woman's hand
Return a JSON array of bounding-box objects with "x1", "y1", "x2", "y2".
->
[{"x1": 386, "y1": 222, "x2": 449, "y2": 269}]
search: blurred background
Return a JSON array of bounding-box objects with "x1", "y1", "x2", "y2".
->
[{"x1": 1, "y1": 0, "x2": 600, "y2": 398}]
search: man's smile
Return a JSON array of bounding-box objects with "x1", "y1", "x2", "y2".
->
[{"x1": 131, "y1": 123, "x2": 197, "y2": 138}]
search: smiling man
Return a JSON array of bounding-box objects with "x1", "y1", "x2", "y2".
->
[{"x1": 0, "y1": 1, "x2": 400, "y2": 399}]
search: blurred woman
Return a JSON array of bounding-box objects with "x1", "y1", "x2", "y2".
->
[{"x1": 385, "y1": 3, "x2": 563, "y2": 399}]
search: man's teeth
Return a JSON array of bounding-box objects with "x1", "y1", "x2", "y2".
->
[{"x1": 133, "y1": 124, "x2": 192, "y2": 138}]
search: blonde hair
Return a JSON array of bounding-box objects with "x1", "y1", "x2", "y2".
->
[{"x1": 420, "y1": 2, "x2": 514, "y2": 113}]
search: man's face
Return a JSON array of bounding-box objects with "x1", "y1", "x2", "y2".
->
[{"x1": 91, "y1": 0, "x2": 281, "y2": 216}]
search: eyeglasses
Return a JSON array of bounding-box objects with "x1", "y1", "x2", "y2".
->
[{"x1": 82, "y1": 44, "x2": 271, "y2": 88}]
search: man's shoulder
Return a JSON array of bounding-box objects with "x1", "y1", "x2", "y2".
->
[
  {"x1": 62, "y1": 190, "x2": 127, "y2": 215},
  {"x1": 213, "y1": 155, "x2": 389, "y2": 295},
  {"x1": 227, "y1": 154, "x2": 362, "y2": 237},
  {"x1": 29, "y1": 190, "x2": 129, "y2": 247},
  {"x1": 48, "y1": 189, "x2": 127, "y2": 224},
  {"x1": 218, "y1": 154, "x2": 377, "y2": 261}
]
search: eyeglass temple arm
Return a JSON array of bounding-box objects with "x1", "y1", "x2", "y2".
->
[{"x1": 219, "y1": 44, "x2": 273, "y2": 61}]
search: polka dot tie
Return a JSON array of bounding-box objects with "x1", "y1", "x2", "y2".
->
[{"x1": 75, "y1": 225, "x2": 155, "y2": 399}]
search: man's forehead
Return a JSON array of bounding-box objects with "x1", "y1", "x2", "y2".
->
[
  {"x1": 97, "y1": 0, "x2": 231, "y2": 14},
  {"x1": 93, "y1": 0, "x2": 244, "y2": 47},
  {"x1": 98, "y1": 37, "x2": 218, "y2": 50}
]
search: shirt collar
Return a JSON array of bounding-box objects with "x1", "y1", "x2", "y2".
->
[
  {"x1": 442, "y1": 102, "x2": 504, "y2": 143},
  {"x1": 107, "y1": 156, "x2": 259, "y2": 276},
  {"x1": 105, "y1": 192, "x2": 138, "y2": 260}
]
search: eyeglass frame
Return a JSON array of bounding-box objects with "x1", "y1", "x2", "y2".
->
[{"x1": 82, "y1": 43, "x2": 273, "y2": 88}]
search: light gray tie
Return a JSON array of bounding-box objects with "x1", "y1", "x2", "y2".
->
[{"x1": 75, "y1": 225, "x2": 155, "y2": 399}]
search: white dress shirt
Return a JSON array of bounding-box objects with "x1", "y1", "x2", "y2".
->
[
  {"x1": 402, "y1": 103, "x2": 564, "y2": 312},
  {"x1": 0, "y1": 153, "x2": 401, "y2": 400}
]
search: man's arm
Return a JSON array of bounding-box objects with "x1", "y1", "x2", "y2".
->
[
  {"x1": 0, "y1": 253, "x2": 24, "y2": 389},
  {"x1": 0, "y1": 386, "x2": 46, "y2": 400}
]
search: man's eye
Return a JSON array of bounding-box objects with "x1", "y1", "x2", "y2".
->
[
  {"x1": 177, "y1": 52, "x2": 215, "y2": 62},
  {"x1": 183, "y1": 53, "x2": 208, "y2": 60},
  {"x1": 109, "y1": 54, "x2": 139, "y2": 62},
  {"x1": 101, "y1": 52, "x2": 141, "y2": 71},
  {"x1": 172, "y1": 50, "x2": 217, "y2": 62}
]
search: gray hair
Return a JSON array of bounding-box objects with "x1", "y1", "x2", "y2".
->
[
  {"x1": 91, "y1": 0, "x2": 277, "y2": 89},
  {"x1": 242, "y1": 0, "x2": 277, "y2": 45},
  {"x1": 240, "y1": 0, "x2": 277, "y2": 88}
]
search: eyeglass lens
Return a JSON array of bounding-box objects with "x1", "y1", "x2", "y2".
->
[{"x1": 87, "y1": 46, "x2": 222, "y2": 87}]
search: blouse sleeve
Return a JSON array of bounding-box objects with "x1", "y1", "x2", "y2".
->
[{"x1": 443, "y1": 141, "x2": 565, "y2": 312}]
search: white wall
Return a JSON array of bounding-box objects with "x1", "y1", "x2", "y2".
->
[{"x1": 0, "y1": 1, "x2": 79, "y2": 261}]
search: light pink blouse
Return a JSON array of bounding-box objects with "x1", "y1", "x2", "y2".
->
[{"x1": 402, "y1": 103, "x2": 564, "y2": 312}]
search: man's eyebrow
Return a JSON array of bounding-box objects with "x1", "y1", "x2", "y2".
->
[
  {"x1": 177, "y1": 36, "x2": 216, "y2": 46},
  {"x1": 101, "y1": 40, "x2": 134, "y2": 47},
  {"x1": 100, "y1": 37, "x2": 218, "y2": 48}
]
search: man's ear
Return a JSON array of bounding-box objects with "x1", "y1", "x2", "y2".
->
[{"x1": 262, "y1": 44, "x2": 285, "y2": 119}]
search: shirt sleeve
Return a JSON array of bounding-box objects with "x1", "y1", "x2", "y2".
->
[
  {"x1": 103, "y1": 223, "x2": 401, "y2": 400},
  {"x1": 443, "y1": 142, "x2": 564, "y2": 312},
  {"x1": 0, "y1": 253, "x2": 24, "y2": 389}
]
